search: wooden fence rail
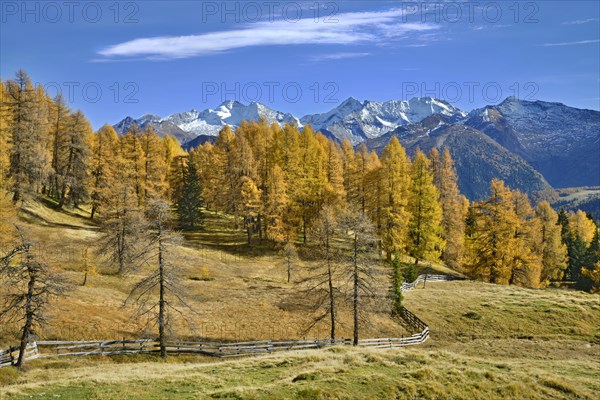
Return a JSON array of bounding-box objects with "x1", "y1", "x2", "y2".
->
[
  {"x1": 0, "y1": 343, "x2": 39, "y2": 368},
  {"x1": 0, "y1": 274, "x2": 457, "y2": 367}
]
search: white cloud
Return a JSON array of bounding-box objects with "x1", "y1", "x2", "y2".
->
[
  {"x1": 561, "y1": 18, "x2": 599, "y2": 25},
  {"x1": 98, "y1": 9, "x2": 438, "y2": 60},
  {"x1": 308, "y1": 52, "x2": 371, "y2": 62},
  {"x1": 541, "y1": 39, "x2": 600, "y2": 47},
  {"x1": 470, "y1": 24, "x2": 511, "y2": 31}
]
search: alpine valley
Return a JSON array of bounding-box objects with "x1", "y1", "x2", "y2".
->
[{"x1": 114, "y1": 97, "x2": 600, "y2": 202}]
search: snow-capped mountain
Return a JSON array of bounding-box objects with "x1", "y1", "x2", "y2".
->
[
  {"x1": 165, "y1": 100, "x2": 302, "y2": 136},
  {"x1": 300, "y1": 97, "x2": 467, "y2": 144},
  {"x1": 114, "y1": 97, "x2": 467, "y2": 146},
  {"x1": 464, "y1": 97, "x2": 600, "y2": 188},
  {"x1": 112, "y1": 113, "x2": 193, "y2": 144},
  {"x1": 114, "y1": 101, "x2": 301, "y2": 141}
]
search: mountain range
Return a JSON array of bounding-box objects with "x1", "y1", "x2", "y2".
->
[
  {"x1": 366, "y1": 114, "x2": 553, "y2": 202},
  {"x1": 463, "y1": 97, "x2": 600, "y2": 189},
  {"x1": 114, "y1": 97, "x2": 600, "y2": 201}
]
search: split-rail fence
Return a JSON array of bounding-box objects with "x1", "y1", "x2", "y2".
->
[{"x1": 0, "y1": 274, "x2": 459, "y2": 367}]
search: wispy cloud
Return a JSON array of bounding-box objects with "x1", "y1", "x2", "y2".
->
[
  {"x1": 308, "y1": 52, "x2": 371, "y2": 62},
  {"x1": 541, "y1": 39, "x2": 600, "y2": 47},
  {"x1": 97, "y1": 9, "x2": 438, "y2": 60},
  {"x1": 470, "y1": 24, "x2": 511, "y2": 31},
  {"x1": 561, "y1": 18, "x2": 599, "y2": 25}
]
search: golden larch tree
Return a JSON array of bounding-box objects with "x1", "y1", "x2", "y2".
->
[
  {"x1": 437, "y1": 147, "x2": 467, "y2": 270},
  {"x1": 379, "y1": 137, "x2": 411, "y2": 259},
  {"x1": 407, "y1": 150, "x2": 443, "y2": 265},
  {"x1": 535, "y1": 201, "x2": 568, "y2": 285}
]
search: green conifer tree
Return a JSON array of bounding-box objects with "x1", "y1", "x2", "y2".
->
[{"x1": 177, "y1": 160, "x2": 204, "y2": 230}]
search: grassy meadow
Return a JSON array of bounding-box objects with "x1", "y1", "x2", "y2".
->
[{"x1": 0, "y1": 200, "x2": 598, "y2": 399}]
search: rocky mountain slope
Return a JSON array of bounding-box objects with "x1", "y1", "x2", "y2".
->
[
  {"x1": 464, "y1": 97, "x2": 600, "y2": 188},
  {"x1": 112, "y1": 114, "x2": 193, "y2": 144},
  {"x1": 367, "y1": 115, "x2": 553, "y2": 201}
]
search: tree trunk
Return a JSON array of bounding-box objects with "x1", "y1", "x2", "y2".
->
[
  {"x1": 118, "y1": 218, "x2": 126, "y2": 274},
  {"x1": 257, "y1": 214, "x2": 263, "y2": 240},
  {"x1": 303, "y1": 217, "x2": 307, "y2": 244},
  {"x1": 233, "y1": 207, "x2": 239, "y2": 230},
  {"x1": 16, "y1": 263, "x2": 36, "y2": 368},
  {"x1": 51, "y1": 110, "x2": 61, "y2": 200},
  {"x1": 263, "y1": 213, "x2": 268, "y2": 239},
  {"x1": 58, "y1": 146, "x2": 75, "y2": 209},
  {"x1": 328, "y1": 263, "x2": 335, "y2": 341},
  {"x1": 325, "y1": 232, "x2": 336, "y2": 341},
  {"x1": 12, "y1": 189, "x2": 20, "y2": 203},
  {"x1": 57, "y1": 183, "x2": 67, "y2": 209},
  {"x1": 353, "y1": 234, "x2": 359, "y2": 346},
  {"x1": 158, "y1": 224, "x2": 167, "y2": 358}
]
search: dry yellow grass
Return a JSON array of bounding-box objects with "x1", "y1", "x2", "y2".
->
[
  {"x1": 0, "y1": 203, "x2": 409, "y2": 345},
  {"x1": 0, "y1": 201, "x2": 598, "y2": 399}
]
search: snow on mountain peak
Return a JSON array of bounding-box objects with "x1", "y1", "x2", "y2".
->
[
  {"x1": 115, "y1": 94, "x2": 471, "y2": 145},
  {"x1": 153, "y1": 101, "x2": 301, "y2": 137},
  {"x1": 301, "y1": 96, "x2": 467, "y2": 144},
  {"x1": 115, "y1": 96, "x2": 470, "y2": 146}
]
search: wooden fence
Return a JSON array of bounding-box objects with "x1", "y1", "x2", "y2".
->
[
  {"x1": 0, "y1": 342, "x2": 39, "y2": 367},
  {"x1": 401, "y1": 274, "x2": 457, "y2": 292},
  {"x1": 0, "y1": 274, "x2": 457, "y2": 366}
]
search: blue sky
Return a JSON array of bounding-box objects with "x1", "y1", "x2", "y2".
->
[{"x1": 1, "y1": 0, "x2": 599, "y2": 129}]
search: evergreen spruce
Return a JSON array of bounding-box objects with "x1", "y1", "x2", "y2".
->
[
  {"x1": 177, "y1": 161, "x2": 204, "y2": 230},
  {"x1": 390, "y1": 250, "x2": 404, "y2": 316}
]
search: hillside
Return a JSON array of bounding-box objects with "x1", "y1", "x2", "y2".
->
[
  {"x1": 552, "y1": 187, "x2": 600, "y2": 219},
  {"x1": 0, "y1": 201, "x2": 413, "y2": 346},
  {"x1": 1, "y1": 201, "x2": 599, "y2": 399},
  {"x1": 1, "y1": 277, "x2": 598, "y2": 399}
]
